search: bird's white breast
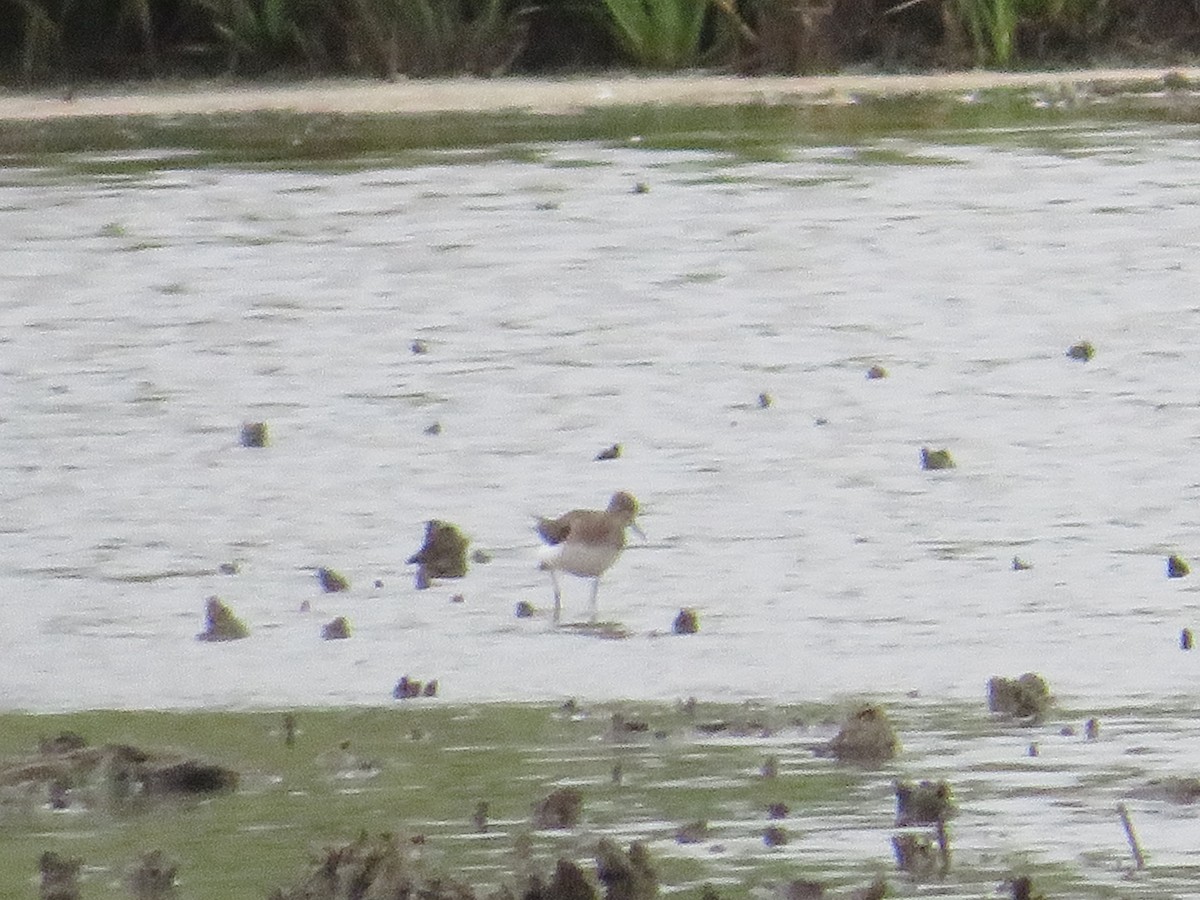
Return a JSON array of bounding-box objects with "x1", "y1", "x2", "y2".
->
[{"x1": 544, "y1": 539, "x2": 622, "y2": 578}]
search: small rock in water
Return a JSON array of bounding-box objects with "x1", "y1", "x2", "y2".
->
[
  {"x1": 760, "y1": 755, "x2": 779, "y2": 779},
  {"x1": 283, "y1": 713, "x2": 296, "y2": 748},
  {"x1": 1008, "y1": 875, "x2": 1047, "y2": 900},
  {"x1": 473, "y1": 800, "x2": 489, "y2": 833},
  {"x1": 1168, "y1": 554, "x2": 1190, "y2": 578},
  {"x1": 393, "y1": 677, "x2": 420, "y2": 699},
  {"x1": 321, "y1": 616, "x2": 351, "y2": 640},
  {"x1": 820, "y1": 704, "x2": 900, "y2": 764},
  {"x1": 866, "y1": 364, "x2": 888, "y2": 379},
  {"x1": 676, "y1": 820, "x2": 708, "y2": 843},
  {"x1": 532, "y1": 786, "x2": 583, "y2": 829},
  {"x1": 595, "y1": 443, "x2": 622, "y2": 460},
  {"x1": 894, "y1": 779, "x2": 956, "y2": 825},
  {"x1": 317, "y1": 567, "x2": 349, "y2": 593},
  {"x1": 218, "y1": 561, "x2": 240, "y2": 575},
  {"x1": 891, "y1": 833, "x2": 938, "y2": 878},
  {"x1": 196, "y1": 597, "x2": 249, "y2": 642},
  {"x1": 515, "y1": 600, "x2": 535, "y2": 618},
  {"x1": 1085, "y1": 717, "x2": 1100, "y2": 740},
  {"x1": 988, "y1": 673, "x2": 1052, "y2": 722},
  {"x1": 125, "y1": 849, "x2": 177, "y2": 900},
  {"x1": 781, "y1": 878, "x2": 825, "y2": 900},
  {"x1": 48, "y1": 779, "x2": 70, "y2": 810},
  {"x1": 471, "y1": 548, "x2": 492, "y2": 564},
  {"x1": 672, "y1": 608, "x2": 699, "y2": 634},
  {"x1": 411, "y1": 339, "x2": 429, "y2": 354},
  {"x1": 632, "y1": 181, "x2": 650, "y2": 194},
  {"x1": 920, "y1": 447, "x2": 955, "y2": 470},
  {"x1": 424, "y1": 421, "x2": 441, "y2": 436},
  {"x1": 757, "y1": 392, "x2": 772, "y2": 409},
  {"x1": 1182, "y1": 627, "x2": 1194, "y2": 650},
  {"x1": 1012, "y1": 556, "x2": 1032, "y2": 571},
  {"x1": 767, "y1": 802, "x2": 789, "y2": 819},
  {"x1": 596, "y1": 838, "x2": 657, "y2": 900},
  {"x1": 423, "y1": 679, "x2": 438, "y2": 697},
  {"x1": 407, "y1": 520, "x2": 469, "y2": 580},
  {"x1": 240, "y1": 421, "x2": 269, "y2": 448},
  {"x1": 1065, "y1": 340, "x2": 1095, "y2": 361},
  {"x1": 763, "y1": 825, "x2": 788, "y2": 846},
  {"x1": 39, "y1": 851, "x2": 81, "y2": 900}
]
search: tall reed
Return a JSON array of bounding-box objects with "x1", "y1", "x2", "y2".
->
[
  {"x1": 340, "y1": 0, "x2": 530, "y2": 78},
  {"x1": 599, "y1": 0, "x2": 712, "y2": 69}
]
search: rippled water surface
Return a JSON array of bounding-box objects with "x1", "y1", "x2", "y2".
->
[{"x1": 5, "y1": 102, "x2": 1200, "y2": 713}]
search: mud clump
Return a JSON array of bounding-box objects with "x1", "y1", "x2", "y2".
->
[
  {"x1": 533, "y1": 787, "x2": 583, "y2": 829},
  {"x1": 675, "y1": 821, "x2": 708, "y2": 843},
  {"x1": 3, "y1": 743, "x2": 237, "y2": 810},
  {"x1": 1134, "y1": 775, "x2": 1200, "y2": 803},
  {"x1": 39, "y1": 732, "x2": 86, "y2": 754},
  {"x1": 596, "y1": 839, "x2": 657, "y2": 900},
  {"x1": 321, "y1": 616, "x2": 351, "y2": 640},
  {"x1": 819, "y1": 704, "x2": 900, "y2": 764},
  {"x1": 532, "y1": 858, "x2": 596, "y2": 900},
  {"x1": 393, "y1": 676, "x2": 438, "y2": 699},
  {"x1": 196, "y1": 596, "x2": 249, "y2": 641},
  {"x1": 895, "y1": 779, "x2": 955, "y2": 825},
  {"x1": 891, "y1": 832, "x2": 939, "y2": 879},
  {"x1": 240, "y1": 421, "x2": 269, "y2": 447},
  {"x1": 987, "y1": 673, "x2": 1052, "y2": 722},
  {"x1": 1008, "y1": 875, "x2": 1046, "y2": 900},
  {"x1": 39, "y1": 850, "x2": 81, "y2": 900},
  {"x1": 269, "y1": 832, "x2": 475, "y2": 900},
  {"x1": 672, "y1": 608, "x2": 699, "y2": 634},
  {"x1": 1065, "y1": 340, "x2": 1095, "y2": 361},
  {"x1": 763, "y1": 825, "x2": 788, "y2": 846},
  {"x1": 919, "y1": 447, "x2": 955, "y2": 470},
  {"x1": 780, "y1": 879, "x2": 824, "y2": 899},
  {"x1": 407, "y1": 520, "x2": 470, "y2": 586},
  {"x1": 126, "y1": 849, "x2": 177, "y2": 900},
  {"x1": 317, "y1": 567, "x2": 350, "y2": 592}
]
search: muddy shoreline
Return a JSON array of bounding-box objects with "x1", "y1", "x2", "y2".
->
[{"x1": 2, "y1": 67, "x2": 1199, "y2": 122}]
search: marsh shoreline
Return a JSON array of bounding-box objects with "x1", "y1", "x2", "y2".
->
[{"x1": 2, "y1": 66, "x2": 1200, "y2": 122}]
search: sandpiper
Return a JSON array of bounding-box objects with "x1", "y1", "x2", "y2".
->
[{"x1": 536, "y1": 491, "x2": 643, "y2": 624}]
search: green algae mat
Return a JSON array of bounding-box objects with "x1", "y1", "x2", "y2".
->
[{"x1": 3, "y1": 698, "x2": 1200, "y2": 899}]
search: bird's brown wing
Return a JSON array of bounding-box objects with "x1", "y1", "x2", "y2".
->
[{"x1": 535, "y1": 513, "x2": 573, "y2": 546}]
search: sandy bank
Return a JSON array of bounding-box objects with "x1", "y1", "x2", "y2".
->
[{"x1": 1, "y1": 67, "x2": 1198, "y2": 122}]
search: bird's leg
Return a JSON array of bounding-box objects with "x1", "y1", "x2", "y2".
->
[
  {"x1": 588, "y1": 578, "x2": 600, "y2": 623},
  {"x1": 550, "y1": 570, "x2": 563, "y2": 625}
]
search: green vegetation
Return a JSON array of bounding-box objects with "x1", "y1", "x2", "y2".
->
[
  {"x1": 1, "y1": 698, "x2": 1195, "y2": 899},
  {"x1": 0, "y1": 701, "x2": 866, "y2": 900},
  {"x1": 598, "y1": 0, "x2": 710, "y2": 69},
  {"x1": 0, "y1": 86, "x2": 1192, "y2": 175},
  {"x1": 0, "y1": 0, "x2": 1197, "y2": 87}
]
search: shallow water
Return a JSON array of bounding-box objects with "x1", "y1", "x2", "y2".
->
[{"x1": 5, "y1": 101, "x2": 1200, "y2": 712}]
